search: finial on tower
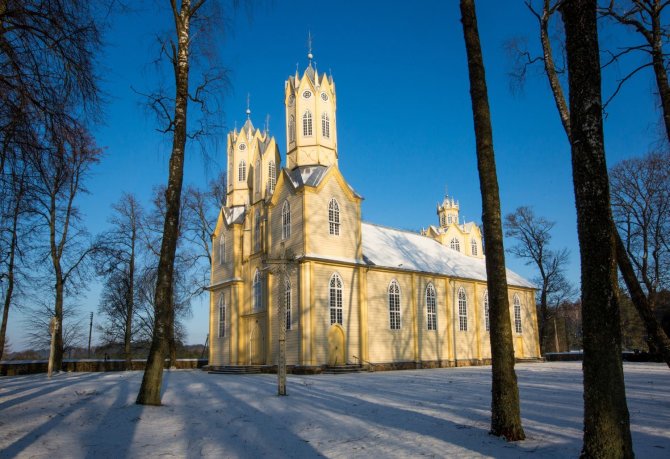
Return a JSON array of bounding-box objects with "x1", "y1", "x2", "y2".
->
[
  {"x1": 246, "y1": 93, "x2": 251, "y2": 119},
  {"x1": 307, "y1": 30, "x2": 313, "y2": 63},
  {"x1": 265, "y1": 114, "x2": 270, "y2": 134}
]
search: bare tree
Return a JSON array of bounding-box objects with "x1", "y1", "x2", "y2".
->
[
  {"x1": 505, "y1": 206, "x2": 572, "y2": 353},
  {"x1": 561, "y1": 0, "x2": 634, "y2": 455},
  {"x1": 600, "y1": 0, "x2": 670, "y2": 139},
  {"x1": 24, "y1": 299, "x2": 86, "y2": 355},
  {"x1": 460, "y1": 0, "x2": 525, "y2": 441},
  {"x1": 96, "y1": 193, "x2": 144, "y2": 369},
  {"x1": 136, "y1": 0, "x2": 228, "y2": 406},
  {"x1": 27, "y1": 121, "x2": 102, "y2": 370},
  {"x1": 519, "y1": 0, "x2": 670, "y2": 368}
]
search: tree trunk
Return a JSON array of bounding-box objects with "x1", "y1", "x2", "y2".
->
[
  {"x1": 0, "y1": 185, "x2": 21, "y2": 360},
  {"x1": 539, "y1": 281, "x2": 549, "y2": 354},
  {"x1": 136, "y1": 2, "x2": 191, "y2": 406},
  {"x1": 561, "y1": 1, "x2": 634, "y2": 456},
  {"x1": 460, "y1": 0, "x2": 525, "y2": 441},
  {"x1": 650, "y1": 4, "x2": 670, "y2": 143},
  {"x1": 124, "y1": 237, "x2": 135, "y2": 371}
]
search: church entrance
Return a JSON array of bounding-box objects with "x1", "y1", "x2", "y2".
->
[
  {"x1": 327, "y1": 325, "x2": 345, "y2": 366},
  {"x1": 249, "y1": 323, "x2": 265, "y2": 365}
]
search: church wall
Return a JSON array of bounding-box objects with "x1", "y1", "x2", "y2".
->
[
  {"x1": 211, "y1": 223, "x2": 235, "y2": 286},
  {"x1": 310, "y1": 263, "x2": 360, "y2": 365},
  {"x1": 451, "y1": 281, "x2": 481, "y2": 362},
  {"x1": 209, "y1": 286, "x2": 231, "y2": 366},
  {"x1": 365, "y1": 270, "x2": 416, "y2": 364},
  {"x1": 269, "y1": 181, "x2": 304, "y2": 260},
  {"x1": 268, "y1": 269, "x2": 302, "y2": 365},
  {"x1": 414, "y1": 276, "x2": 448, "y2": 363},
  {"x1": 303, "y1": 174, "x2": 360, "y2": 261}
]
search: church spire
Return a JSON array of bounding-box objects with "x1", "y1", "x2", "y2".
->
[{"x1": 307, "y1": 30, "x2": 313, "y2": 64}]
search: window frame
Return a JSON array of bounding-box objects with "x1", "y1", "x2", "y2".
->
[
  {"x1": 218, "y1": 295, "x2": 226, "y2": 338},
  {"x1": 513, "y1": 294, "x2": 523, "y2": 334},
  {"x1": 289, "y1": 115, "x2": 295, "y2": 143},
  {"x1": 238, "y1": 160, "x2": 246, "y2": 182},
  {"x1": 303, "y1": 111, "x2": 313, "y2": 137},
  {"x1": 321, "y1": 112, "x2": 330, "y2": 138},
  {"x1": 219, "y1": 233, "x2": 225, "y2": 266},
  {"x1": 389, "y1": 280, "x2": 402, "y2": 330},
  {"x1": 471, "y1": 239, "x2": 478, "y2": 256},
  {"x1": 329, "y1": 273, "x2": 343, "y2": 325},
  {"x1": 281, "y1": 200, "x2": 291, "y2": 240},
  {"x1": 450, "y1": 238, "x2": 461, "y2": 252},
  {"x1": 254, "y1": 210, "x2": 261, "y2": 252},
  {"x1": 484, "y1": 290, "x2": 490, "y2": 332},
  {"x1": 426, "y1": 283, "x2": 437, "y2": 331},
  {"x1": 328, "y1": 198, "x2": 340, "y2": 236},
  {"x1": 268, "y1": 161, "x2": 276, "y2": 194},
  {"x1": 253, "y1": 269, "x2": 262, "y2": 312},
  {"x1": 458, "y1": 287, "x2": 468, "y2": 331},
  {"x1": 285, "y1": 277, "x2": 292, "y2": 331}
]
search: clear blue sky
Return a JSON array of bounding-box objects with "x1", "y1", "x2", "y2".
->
[{"x1": 8, "y1": 1, "x2": 662, "y2": 350}]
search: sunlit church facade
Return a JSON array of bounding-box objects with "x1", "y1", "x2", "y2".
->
[{"x1": 208, "y1": 53, "x2": 540, "y2": 371}]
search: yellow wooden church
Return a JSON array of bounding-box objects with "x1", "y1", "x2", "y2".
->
[{"x1": 208, "y1": 52, "x2": 540, "y2": 371}]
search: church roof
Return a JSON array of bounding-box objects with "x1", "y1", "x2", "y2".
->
[
  {"x1": 287, "y1": 165, "x2": 329, "y2": 188},
  {"x1": 361, "y1": 223, "x2": 534, "y2": 289},
  {"x1": 223, "y1": 205, "x2": 246, "y2": 225}
]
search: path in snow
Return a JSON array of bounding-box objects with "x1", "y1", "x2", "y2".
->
[{"x1": 0, "y1": 362, "x2": 668, "y2": 458}]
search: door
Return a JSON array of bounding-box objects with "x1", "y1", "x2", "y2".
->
[
  {"x1": 327, "y1": 325, "x2": 345, "y2": 366},
  {"x1": 249, "y1": 323, "x2": 265, "y2": 365}
]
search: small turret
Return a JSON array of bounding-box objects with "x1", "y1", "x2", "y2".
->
[{"x1": 437, "y1": 195, "x2": 460, "y2": 228}]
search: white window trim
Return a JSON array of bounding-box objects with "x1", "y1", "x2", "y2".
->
[
  {"x1": 389, "y1": 280, "x2": 401, "y2": 330},
  {"x1": 426, "y1": 283, "x2": 437, "y2": 331},
  {"x1": 281, "y1": 200, "x2": 291, "y2": 240},
  {"x1": 458, "y1": 287, "x2": 468, "y2": 332},
  {"x1": 328, "y1": 198, "x2": 340, "y2": 236},
  {"x1": 514, "y1": 294, "x2": 523, "y2": 334},
  {"x1": 329, "y1": 273, "x2": 343, "y2": 325},
  {"x1": 218, "y1": 296, "x2": 226, "y2": 338}
]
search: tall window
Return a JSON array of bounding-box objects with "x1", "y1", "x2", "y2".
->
[
  {"x1": 281, "y1": 201, "x2": 291, "y2": 240},
  {"x1": 450, "y1": 238, "x2": 461, "y2": 252},
  {"x1": 303, "y1": 111, "x2": 312, "y2": 136},
  {"x1": 447, "y1": 215, "x2": 452, "y2": 224},
  {"x1": 253, "y1": 269, "x2": 262, "y2": 312},
  {"x1": 328, "y1": 198, "x2": 340, "y2": 235},
  {"x1": 484, "y1": 290, "x2": 490, "y2": 332},
  {"x1": 268, "y1": 161, "x2": 276, "y2": 194},
  {"x1": 514, "y1": 294, "x2": 522, "y2": 334},
  {"x1": 254, "y1": 210, "x2": 261, "y2": 252},
  {"x1": 426, "y1": 283, "x2": 437, "y2": 331},
  {"x1": 321, "y1": 112, "x2": 330, "y2": 138},
  {"x1": 440, "y1": 214, "x2": 446, "y2": 227},
  {"x1": 238, "y1": 160, "x2": 246, "y2": 182},
  {"x1": 285, "y1": 278, "x2": 292, "y2": 330},
  {"x1": 389, "y1": 280, "x2": 401, "y2": 330},
  {"x1": 289, "y1": 115, "x2": 295, "y2": 143},
  {"x1": 329, "y1": 273, "x2": 343, "y2": 325},
  {"x1": 458, "y1": 287, "x2": 468, "y2": 331},
  {"x1": 218, "y1": 296, "x2": 226, "y2": 338},
  {"x1": 471, "y1": 239, "x2": 478, "y2": 256},
  {"x1": 254, "y1": 160, "x2": 261, "y2": 195},
  {"x1": 219, "y1": 234, "x2": 225, "y2": 266}
]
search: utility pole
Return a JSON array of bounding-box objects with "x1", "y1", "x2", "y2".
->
[{"x1": 87, "y1": 312, "x2": 93, "y2": 358}]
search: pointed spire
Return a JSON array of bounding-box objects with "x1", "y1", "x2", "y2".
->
[
  {"x1": 246, "y1": 93, "x2": 251, "y2": 120},
  {"x1": 265, "y1": 114, "x2": 270, "y2": 134}
]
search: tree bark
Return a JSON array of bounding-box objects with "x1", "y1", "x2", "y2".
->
[
  {"x1": 561, "y1": 1, "x2": 634, "y2": 456},
  {"x1": 136, "y1": 0, "x2": 192, "y2": 405},
  {"x1": 649, "y1": 0, "x2": 670, "y2": 142},
  {"x1": 460, "y1": 0, "x2": 525, "y2": 441},
  {"x1": 124, "y1": 229, "x2": 135, "y2": 371},
  {"x1": 0, "y1": 182, "x2": 20, "y2": 360}
]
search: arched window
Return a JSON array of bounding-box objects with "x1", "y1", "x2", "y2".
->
[
  {"x1": 218, "y1": 295, "x2": 226, "y2": 338},
  {"x1": 450, "y1": 238, "x2": 461, "y2": 252},
  {"x1": 254, "y1": 160, "x2": 261, "y2": 195},
  {"x1": 447, "y1": 214, "x2": 452, "y2": 224},
  {"x1": 253, "y1": 270, "x2": 262, "y2": 311},
  {"x1": 484, "y1": 290, "x2": 490, "y2": 332},
  {"x1": 303, "y1": 111, "x2": 313, "y2": 136},
  {"x1": 389, "y1": 280, "x2": 401, "y2": 330},
  {"x1": 458, "y1": 287, "x2": 468, "y2": 331},
  {"x1": 289, "y1": 115, "x2": 295, "y2": 143},
  {"x1": 254, "y1": 210, "x2": 261, "y2": 252},
  {"x1": 471, "y1": 239, "x2": 478, "y2": 256},
  {"x1": 440, "y1": 214, "x2": 446, "y2": 227},
  {"x1": 321, "y1": 112, "x2": 330, "y2": 138},
  {"x1": 238, "y1": 160, "x2": 246, "y2": 182},
  {"x1": 426, "y1": 283, "x2": 437, "y2": 331},
  {"x1": 328, "y1": 198, "x2": 340, "y2": 236},
  {"x1": 268, "y1": 161, "x2": 276, "y2": 194},
  {"x1": 514, "y1": 294, "x2": 522, "y2": 334},
  {"x1": 284, "y1": 278, "x2": 292, "y2": 330},
  {"x1": 219, "y1": 234, "x2": 225, "y2": 265},
  {"x1": 329, "y1": 273, "x2": 343, "y2": 325},
  {"x1": 281, "y1": 201, "x2": 291, "y2": 240}
]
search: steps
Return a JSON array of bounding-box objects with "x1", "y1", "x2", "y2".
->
[
  {"x1": 322, "y1": 364, "x2": 363, "y2": 375},
  {"x1": 208, "y1": 365, "x2": 267, "y2": 375}
]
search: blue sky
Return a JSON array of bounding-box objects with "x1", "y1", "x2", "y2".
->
[{"x1": 8, "y1": 1, "x2": 663, "y2": 350}]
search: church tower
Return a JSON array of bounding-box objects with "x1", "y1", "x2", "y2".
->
[
  {"x1": 437, "y1": 195, "x2": 460, "y2": 227},
  {"x1": 284, "y1": 42, "x2": 338, "y2": 170}
]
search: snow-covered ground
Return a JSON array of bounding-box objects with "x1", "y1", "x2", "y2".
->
[{"x1": 0, "y1": 362, "x2": 668, "y2": 458}]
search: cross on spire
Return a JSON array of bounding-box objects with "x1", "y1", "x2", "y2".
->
[
  {"x1": 307, "y1": 30, "x2": 313, "y2": 63},
  {"x1": 246, "y1": 93, "x2": 251, "y2": 119}
]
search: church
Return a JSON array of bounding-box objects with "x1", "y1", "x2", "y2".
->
[{"x1": 208, "y1": 51, "x2": 541, "y2": 371}]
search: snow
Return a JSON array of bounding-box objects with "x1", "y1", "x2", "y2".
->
[
  {"x1": 362, "y1": 222, "x2": 535, "y2": 289},
  {"x1": 1, "y1": 362, "x2": 668, "y2": 458}
]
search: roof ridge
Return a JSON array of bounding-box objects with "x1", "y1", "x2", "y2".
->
[{"x1": 361, "y1": 221, "x2": 423, "y2": 236}]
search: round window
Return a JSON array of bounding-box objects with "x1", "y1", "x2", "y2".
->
[
  {"x1": 239, "y1": 143, "x2": 246, "y2": 151},
  {"x1": 321, "y1": 92, "x2": 328, "y2": 101},
  {"x1": 288, "y1": 94, "x2": 295, "y2": 105},
  {"x1": 303, "y1": 90, "x2": 312, "y2": 99}
]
